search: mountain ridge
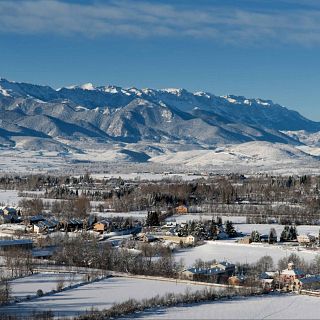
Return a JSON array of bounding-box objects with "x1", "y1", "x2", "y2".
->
[{"x1": 0, "y1": 78, "x2": 319, "y2": 159}]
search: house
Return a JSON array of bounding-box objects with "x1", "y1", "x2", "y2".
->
[
  {"x1": 280, "y1": 274, "x2": 320, "y2": 292},
  {"x1": 0, "y1": 239, "x2": 33, "y2": 251},
  {"x1": 165, "y1": 229, "x2": 177, "y2": 236},
  {"x1": 179, "y1": 267, "x2": 211, "y2": 281},
  {"x1": 162, "y1": 221, "x2": 177, "y2": 228},
  {"x1": 206, "y1": 267, "x2": 229, "y2": 283},
  {"x1": 93, "y1": 220, "x2": 110, "y2": 233},
  {"x1": 211, "y1": 261, "x2": 236, "y2": 276},
  {"x1": 228, "y1": 275, "x2": 246, "y2": 286},
  {"x1": 297, "y1": 234, "x2": 317, "y2": 245},
  {"x1": 0, "y1": 207, "x2": 21, "y2": 223},
  {"x1": 33, "y1": 219, "x2": 59, "y2": 234},
  {"x1": 260, "y1": 271, "x2": 277, "y2": 291},
  {"x1": 175, "y1": 205, "x2": 188, "y2": 214},
  {"x1": 238, "y1": 237, "x2": 252, "y2": 244},
  {"x1": 85, "y1": 215, "x2": 96, "y2": 230},
  {"x1": 3, "y1": 207, "x2": 17, "y2": 216},
  {"x1": 260, "y1": 278, "x2": 274, "y2": 291},
  {"x1": 185, "y1": 235, "x2": 197, "y2": 245},
  {"x1": 160, "y1": 235, "x2": 197, "y2": 245},
  {"x1": 217, "y1": 231, "x2": 229, "y2": 240},
  {"x1": 260, "y1": 234, "x2": 269, "y2": 243},
  {"x1": 141, "y1": 233, "x2": 157, "y2": 243},
  {"x1": 260, "y1": 271, "x2": 277, "y2": 279},
  {"x1": 280, "y1": 262, "x2": 305, "y2": 290},
  {"x1": 277, "y1": 262, "x2": 320, "y2": 292},
  {"x1": 180, "y1": 266, "x2": 230, "y2": 283},
  {"x1": 29, "y1": 215, "x2": 46, "y2": 225},
  {"x1": 64, "y1": 218, "x2": 83, "y2": 232},
  {"x1": 295, "y1": 275, "x2": 320, "y2": 291},
  {"x1": 32, "y1": 246, "x2": 56, "y2": 259},
  {"x1": 0, "y1": 214, "x2": 20, "y2": 224},
  {"x1": 33, "y1": 224, "x2": 41, "y2": 234}
]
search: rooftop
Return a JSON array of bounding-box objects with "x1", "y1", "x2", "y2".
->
[{"x1": 0, "y1": 239, "x2": 33, "y2": 247}]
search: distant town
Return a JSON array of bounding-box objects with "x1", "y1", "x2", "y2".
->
[{"x1": 0, "y1": 173, "x2": 320, "y2": 318}]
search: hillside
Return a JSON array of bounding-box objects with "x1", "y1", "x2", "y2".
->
[{"x1": 0, "y1": 78, "x2": 319, "y2": 173}]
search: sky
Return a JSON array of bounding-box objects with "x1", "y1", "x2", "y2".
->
[{"x1": 0, "y1": 0, "x2": 320, "y2": 120}]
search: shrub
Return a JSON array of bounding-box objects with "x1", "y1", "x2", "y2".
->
[{"x1": 36, "y1": 289, "x2": 44, "y2": 297}]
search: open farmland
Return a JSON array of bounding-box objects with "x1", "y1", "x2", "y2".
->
[
  {"x1": 174, "y1": 240, "x2": 320, "y2": 266},
  {"x1": 132, "y1": 293, "x2": 320, "y2": 319},
  {"x1": 1, "y1": 276, "x2": 216, "y2": 318},
  {"x1": 10, "y1": 272, "x2": 84, "y2": 299}
]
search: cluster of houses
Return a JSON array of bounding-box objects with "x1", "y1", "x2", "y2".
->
[
  {"x1": 261, "y1": 262, "x2": 320, "y2": 292},
  {"x1": 143, "y1": 219, "x2": 234, "y2": 245},
  {"x1": 0, "y1": 206, "x2": 142, "y2": 239},
  {"x1": 29, "y1": 215, "x2": 97, "y2": 234},
  {"x1": 180, "y1": 260, "x2": 320, "y2": 293}
]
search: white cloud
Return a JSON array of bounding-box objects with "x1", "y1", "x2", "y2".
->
[{"x1": 0, "y1": 0, "x2": 320, "y2": 45}]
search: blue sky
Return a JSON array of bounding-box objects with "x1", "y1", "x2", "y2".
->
[{"x1": 0, "y1": 0, "x2": 320, "y2": 120}]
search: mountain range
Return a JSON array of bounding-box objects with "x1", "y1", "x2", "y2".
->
[{"x1": 0, "y1": 77, "x2": 319, "y2": 170}]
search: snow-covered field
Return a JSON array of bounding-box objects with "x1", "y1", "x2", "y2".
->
[
  {"x1": 166, "y1": 214, "x2": 246, "y2": 224},
  {"x1": 150, "y1": 142, "x2": 320, "y2": 175},
  {"x1": 175, "y1": 241, "x2": 320, "y2": 266},
  {"x1": 10, "y1": 272, "x2": 84, "y2": 299},
  {"x1": 0, "y1": 190, "x2": 20, "y2": 206},
  {"x1": 0, "y1": 140, "x2": 320, "y2": 175},
  {"x1": 0, "y1": 150, "x2": 68, "y2": 174},
  {"x1": 0, "y1": 189, "x2": 106, "y2": 210},
  {"x1": 235, "y1": 224, "x2": 320, "y2": 239},
  {"x1": 132, "y1": 293, "x2": 320, "y2": 319},
  {"x1": 1, "y1": 276, "x2": 214, "y2": 317},
  {"x1": 90, "y1": 172, "x2": 205, "y2": 181},
  {"x1": 96, "y1": 210, "x2": 148, "y2": 219}
]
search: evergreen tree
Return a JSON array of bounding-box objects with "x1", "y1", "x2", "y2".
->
[
  {"x1": 251, "y1": 230, "x2": 261, "y2": 242},
  {"x1": 268, "y1": 227, "x2": 277, "y2": 244},
  {"x1": 286, "y1": 176, "x2": 293, "y2": 188},
  {"x1": 225, "y1": 220, "x2": 237, "y2": 237},
  {"x1": 216, "y1": 216, "x2": 223, "y2": 226},
  {"x1": 289, "y1": 225, "x2": 297, "y2": 240},
  {"x1": 146, "y1": 211, "x2": 160, "y2": 226},
  {"x1": 280, "y1": 225, "x2": 290, "y2": 242}
]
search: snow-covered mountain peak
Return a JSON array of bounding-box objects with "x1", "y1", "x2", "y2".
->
[
  {"x1": 64, "y1": 82, "x2": 95, "y2": 91},
  {"x1": 221, "y1": 94, "x2": 275, "y2": 108},
  {"x1": 160, "y1": 88, "x2": 187, "y2": 96},
  {"x1": 255, "y1": 98, "x2": 274, "y2": 106},
  {"x1": 127, "y1": 87, "x2": 143, "y2": 96},
  {"x1": 0, "y1": 77, "x2": 319, "y2": 152},
  {"x1": 141, "y1": 88, "x2": 156, "y2": 95},
  {"x1": 79, "y1": 83, "x2": 95, "y2": 90},
  {"x1": 0, "y1": 85, "x2": 11, "y2": 97},
  {"x1": 222, "y1": 95, "x2": 248, "y2": 104},
  {"x1": 194, "y1": 91, "x2": 211, "y2": 98},
  {"x1": 98, "y1": 85, "x2": 122, "y2": 94}
]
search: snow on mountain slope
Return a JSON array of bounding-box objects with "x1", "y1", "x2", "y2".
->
[
  {"x1": 0, "y1": 77, "x2": 319, "y2": 173},
  {"x1": 0, "y1": 85, "x2": 10, "y2": 97},
  {"x1": 1, "y1": 77, "x2": 318, "y2": 132},
  {"x1": 282, "y1": 130, "x2": 320, "y2": 146},
  {"x1": 12, "y1": 136, "x2": 71, "y2": 152},
  {"x1": 150, "y1": 142, "x2": 318, "y2": 170},
  {"x1": 297, "y1": 146, "x2": 320, "y2": 157}
]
